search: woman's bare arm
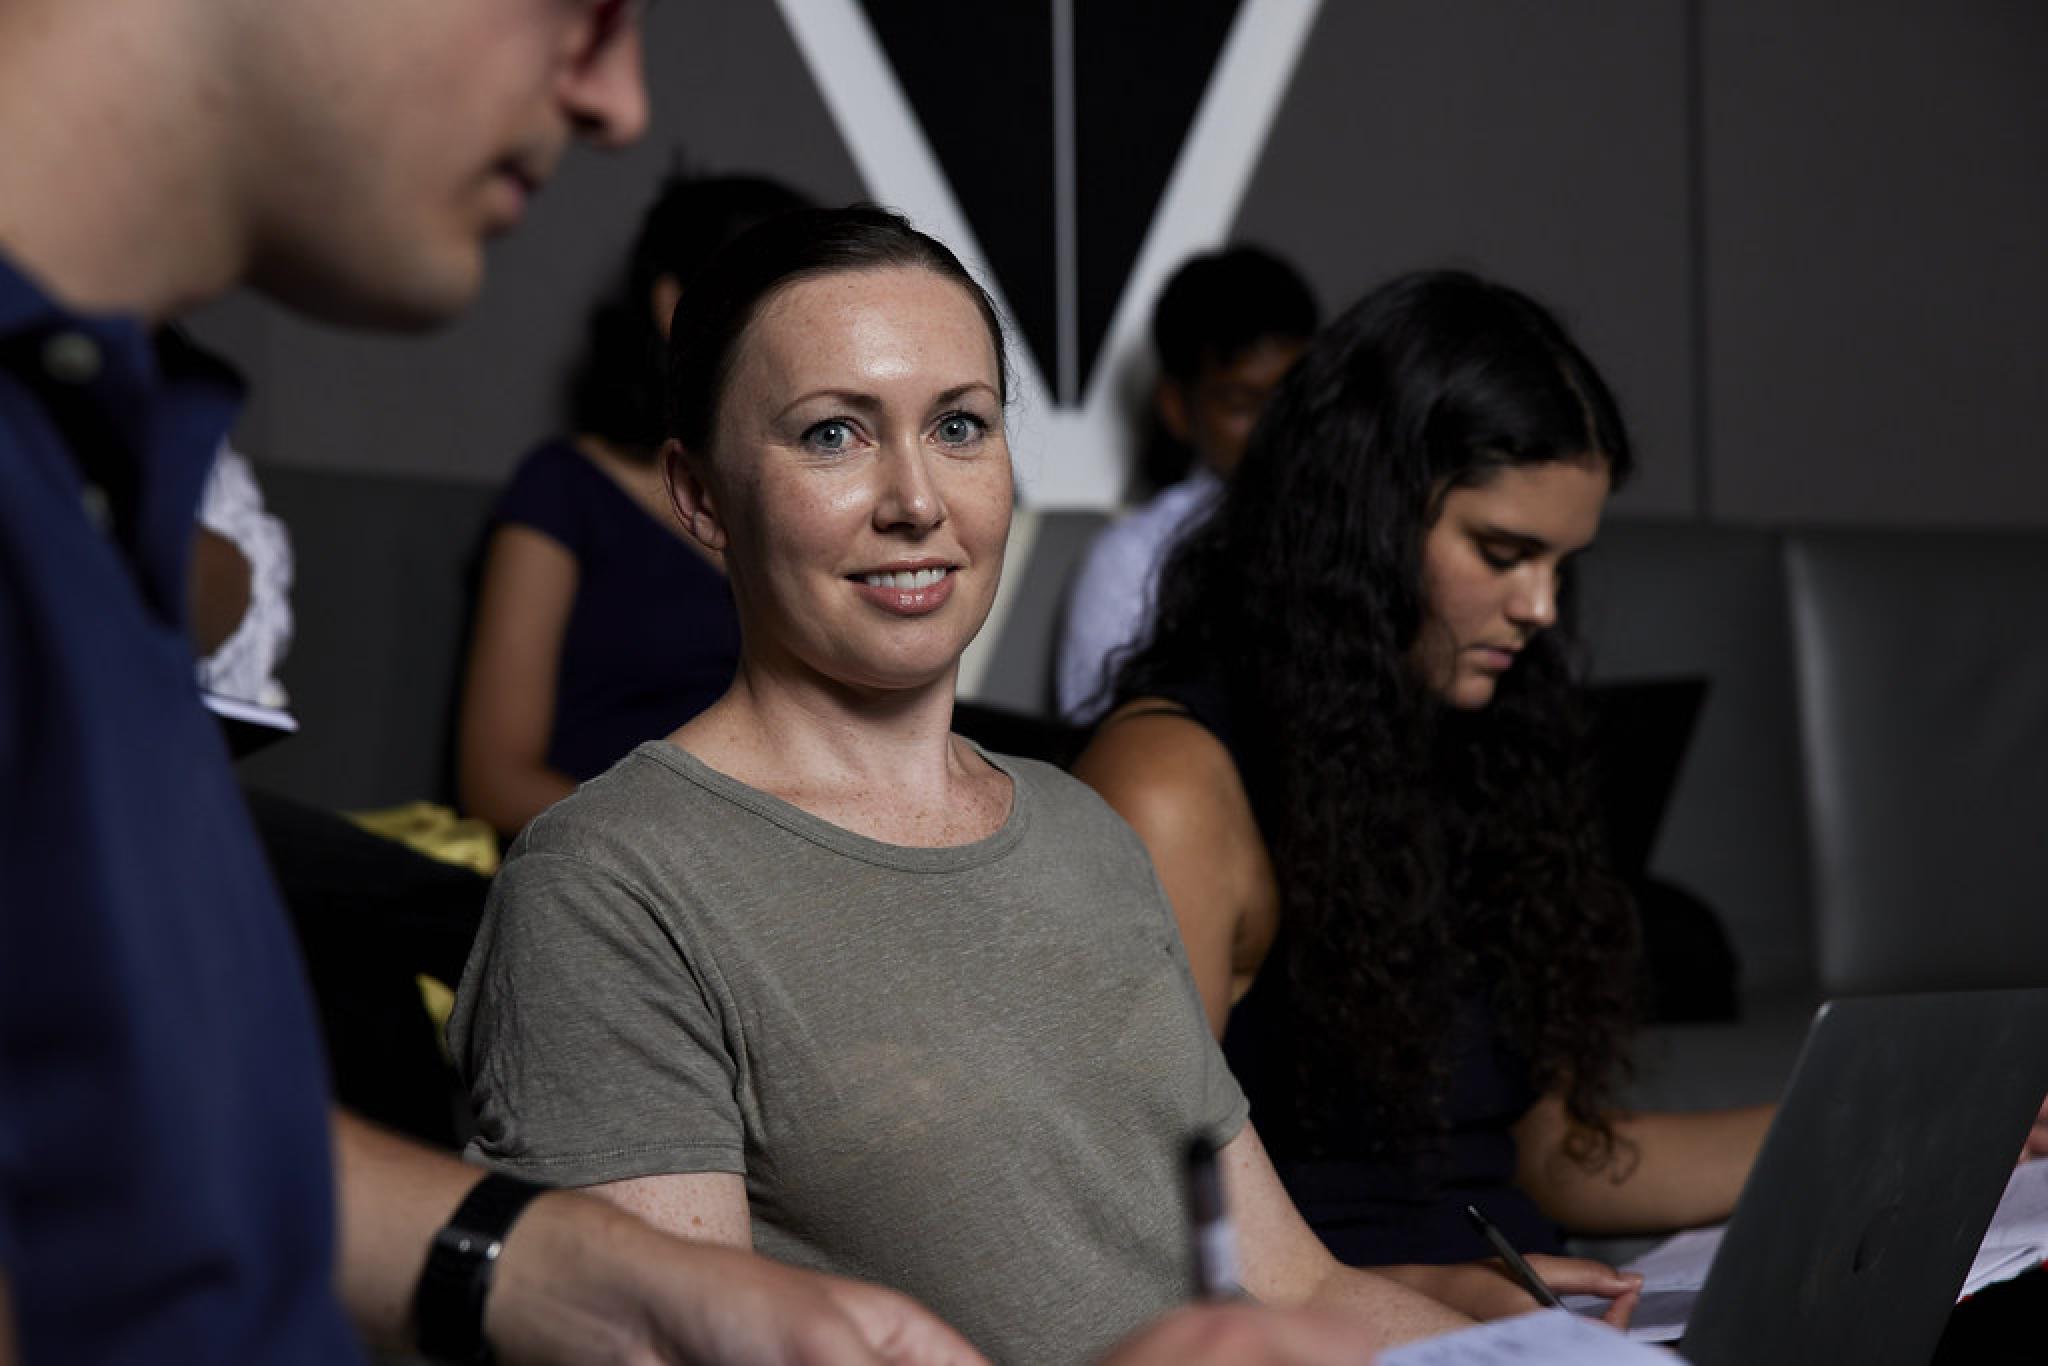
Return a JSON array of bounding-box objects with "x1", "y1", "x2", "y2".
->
[
  {"x1": 1513, "y1": 1093, "x2": 1773, "y2": 1235},
  {"x1": 1224, "y1": 1123, "x2": 1638, "y2": 1330},
  {"x1": 585, "y1": 1171, "x2": 754, "y2": 1249},
  {"x1": 187, "y1": 525, "x2": 252, "y2": 657},
  {"x1": 457, "y1": 524, "x2": 581, "y2": 837},
  {"x1": 336, "y1": 1112, "x2": 981, "y2": 1364},
  {"x1": 1098, "y1": 1300, "x2": 1408, "y2": 1366},
  {"x1": 1072, "y1": 705, "x2": 1275, "y2": 1036},
  {"x1": 1222, "y1": 1123, "x2": 1470, "y2": 1341}
]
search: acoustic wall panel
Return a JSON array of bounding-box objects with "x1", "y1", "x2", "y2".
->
[
  {"x1": 1705, "y1": 2, "x2": 2048, "y2": 525},
  {"x1": 1234, "y1": 0, "x2": 1698, "y2": 519}
]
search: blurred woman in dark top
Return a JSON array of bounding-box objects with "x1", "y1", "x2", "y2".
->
[{"x1": 459, "y1": 172, "x2": 810, "y2": 837}]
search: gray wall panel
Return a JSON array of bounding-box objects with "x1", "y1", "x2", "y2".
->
[
  {"x1": 186, "y1": 4, "x2": 2048, "y2": 528},
  {"x1": 1577, "y1": 521, "x2": 1814, "y2": 994},
  {"x1": 1233, "y1": 1, "x2": 1697, "y2": 520},
  {"x1": 1787, "y1": 531, "x2": 2048, "y2": 992},
  {"x1": 1706, "y1": 2, "x2": 2048, "y2": 525}
]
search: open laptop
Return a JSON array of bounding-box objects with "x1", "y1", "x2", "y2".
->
[{"x1": 1634, "y1": 988, "x2": 2048, "y2": 1365}]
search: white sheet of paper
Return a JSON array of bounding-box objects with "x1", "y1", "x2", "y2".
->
[
  {"x1": 1618, "y1": 1225, "x2": 1724, "y2": 1293},
  {"x1": 1980, "y1": 1155, "x2": 2048, "y2": 1245},
  {"x1": 1960, "y1": 1157, "x2": 2048, "y2": 1296},
  {"x1": 200, "y1": 689, "x2": 299, "y2": 733},
  {"x1": 1560, "y1": 1159, "x2": 2048, "y2": 1341},
  {"x1": 1560, "y1": 1226, "x2": 1722, "y2": 1341},
  {"x1": 1377, "y1": 1310, "x2": 1678, "y2": 1364}
]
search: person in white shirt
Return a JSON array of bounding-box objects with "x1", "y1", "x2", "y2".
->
[
  {"x1": 194, "y1": 441, "x2": 294, "y2": 709},
  {"x1": 1056, "y1": 246, "x2": 1317, "y2": 722}
]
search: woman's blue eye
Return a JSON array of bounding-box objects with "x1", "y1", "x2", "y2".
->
[
  {"x1": 935, "y1": 413, "x2": 985, "y2": 446},
  {"x1": 805, "y1": 420, "x2": 854, "y2": 452},
  {"x1": 1479, "y1": 545, "x2": 1522, "y2": 571}
]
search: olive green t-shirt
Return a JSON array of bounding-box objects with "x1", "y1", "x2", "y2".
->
[{"x1": 451, "y1": 740, "x2": 1247, "y2": 1365}]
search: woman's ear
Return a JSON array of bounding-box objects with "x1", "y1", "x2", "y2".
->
[
  {"x1": 651, "y1": 273, "x2": 685, "y2": 344},
  {"x1": 1155, "y1": 376, "x2": 1193, "y2": 444},
  {"x1": 664, "y1": 439, "x2": 728, "y2": 553}
]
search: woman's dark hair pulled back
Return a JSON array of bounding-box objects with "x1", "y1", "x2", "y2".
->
[
  {"x1": 665, "y1": 204, "x2": 1009, "y2": 454},
  {"x1": 1116, "y1": 269, "x2": 1642, "y2": 1171}
]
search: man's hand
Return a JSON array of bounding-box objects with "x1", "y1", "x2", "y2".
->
[
  {"x1": 1097, "y1": 1302, "x2": 1387, "y2": 1365},
  {"x1": 814, "y1": 1273, "x2": 992, "y2": 1366},
  {"x1": 486, "y1": 1193, "x2": 987, "y2": 1366},
  {"x1": 334, "y1": 1112, "x2": 982, "y2": 1366}
]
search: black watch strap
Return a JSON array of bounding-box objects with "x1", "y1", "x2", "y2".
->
[{"x1": 414, "y1": 1173, "x2": 550, "y2": 1365}]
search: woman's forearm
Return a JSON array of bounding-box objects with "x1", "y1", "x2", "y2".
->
[
  {"x1": 1291, "y1": 1261, "x2": 1472, "y2": 1345},
  {"x1": 461, "y1": 759, "x2": 578, "y2": 840},
  {"x1": 1516, "y1": 1097, "x2": 1774, "y2": 1235}
]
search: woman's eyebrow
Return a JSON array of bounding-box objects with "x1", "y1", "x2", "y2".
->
[
  {"x1": 1475, "y1": 525, "x2": 1551, "y2": 552},
  {"x1": 1476, "y1": 524, "x2": 1601, "y2": 557},
  {"x1": 776, "y1": 389, "x2": 883, "y2": 420},
  {"x1": 931, "y1": 381, "x2": 998, "y2": 407},
  {"x1": 774, "y1": 381, "x2": 997, "y2": 423}
]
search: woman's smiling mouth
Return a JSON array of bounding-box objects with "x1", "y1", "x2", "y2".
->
[{"x1": 850, "y1": 563, "x2": 957, "y2": 615}]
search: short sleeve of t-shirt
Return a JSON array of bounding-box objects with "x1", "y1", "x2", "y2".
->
[
  {"x1": 453, "y1": 847, "x2": 745, "y2": 1184},
  {"x1": 1128, "y1": 842, "x2": 1249, "y2": 1150},
  {"x1": 490, "y1": 440, "x2": 593, "y2": 556}
]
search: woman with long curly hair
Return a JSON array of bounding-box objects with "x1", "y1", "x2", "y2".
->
[{"x1": 1073, "y1": 270, "x2": 1772, "y2": 1277}]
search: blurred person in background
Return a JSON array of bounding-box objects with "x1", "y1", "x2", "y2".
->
[
  {"x1": 459, "y1": 171, "x2": 810, "y2": 839},
  {"x1": 1056, "y1": 245, "x2": 1317, "y2": 722}
]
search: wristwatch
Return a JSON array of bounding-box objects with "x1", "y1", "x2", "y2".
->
[{"x1": 414, "y1": 1172, "x2": 550, "y2": 1364}]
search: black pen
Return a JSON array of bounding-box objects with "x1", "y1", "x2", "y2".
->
[
  {"x1": 1184, "y1": 1135, "x2": 1244, "y2": 1300},
  {"x1": 1463, "y1": 1202, "x2": 1566, "y2": 1310}
]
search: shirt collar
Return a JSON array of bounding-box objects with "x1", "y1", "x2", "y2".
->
[{"x1": 1, "y1": 248, "x2": 246, "y2": 626}]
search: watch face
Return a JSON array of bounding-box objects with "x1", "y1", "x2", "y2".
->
[{"x1": 416, "y1": 1175, "x2": 547, "y2": 1362}]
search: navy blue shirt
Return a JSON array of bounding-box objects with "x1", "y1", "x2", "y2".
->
[
  {"x1": 0, "y1": 252, "x2": 360, "y2": 1362},
  {"x1": 493, "y1": 438, "x2": 740, "y2": 781}
]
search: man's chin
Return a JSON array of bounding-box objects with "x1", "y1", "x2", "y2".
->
[{"x1": 254, "y1": 248, "x2": 484, "y2": 333}]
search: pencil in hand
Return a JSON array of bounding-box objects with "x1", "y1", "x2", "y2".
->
[{"x1": 1463, "y1": 1202, "x2": 1566, "y2": 1310}]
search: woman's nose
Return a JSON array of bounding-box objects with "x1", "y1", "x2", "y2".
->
[
  {"x1": 874, "y1": 444, "x2": 945, "y2": 533},
  {"x1": 1506, "y1": 565, "x2": 1558, "y2": 630}
]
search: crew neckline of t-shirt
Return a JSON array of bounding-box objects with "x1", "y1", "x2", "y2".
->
[{"x1": 627, "y1": 738, "x2": 1031, "y2": 872}]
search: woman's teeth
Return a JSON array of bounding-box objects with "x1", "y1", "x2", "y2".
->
[{"x1": 862, "y1": 568, "x2": 949, "y2": 590}]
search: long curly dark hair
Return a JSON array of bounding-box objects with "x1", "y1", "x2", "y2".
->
[{"x1": 1114, "y1": 270, "x2": 1643, "y2": 1170}]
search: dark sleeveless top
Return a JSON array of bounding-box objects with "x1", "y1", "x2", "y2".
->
[
  {"x1": 1144, "y1": 677, "x2": 1564, "y2": 1266},
  {"x1": 493, "y1": 439, "x2": 741, "y2": 781}
]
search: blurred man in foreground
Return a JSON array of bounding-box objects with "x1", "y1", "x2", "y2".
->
[{"x1": 0, "y1": 3, "x2": 1429, "y2": 1364}]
